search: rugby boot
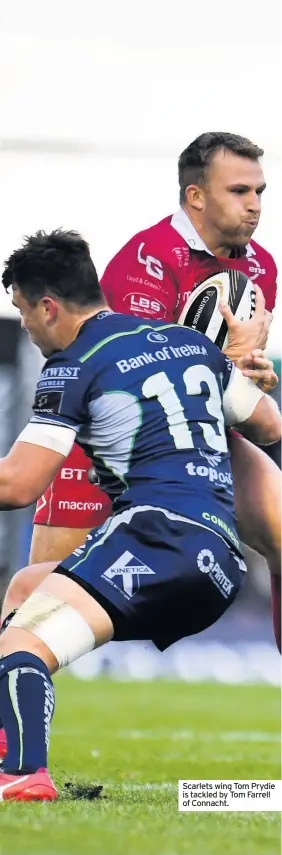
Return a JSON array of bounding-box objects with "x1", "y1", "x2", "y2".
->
[{"x1": 0, "y1": 767, "x2": 58, "y2": 801}]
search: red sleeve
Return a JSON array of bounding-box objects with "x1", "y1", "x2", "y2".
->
[
  {"x1": 251, "y1": 242, "x2": 278, "y2": 312},
  {"x1": 100, "y1": 235, "x2": 180, "y2": 321},
  {"x1": 265, "y1": 264, "x2": 277, "y2": 312}
]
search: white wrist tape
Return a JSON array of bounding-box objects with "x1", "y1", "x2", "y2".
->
[
  {"x1": 223, "y1": 367, "x2": 264, "y2": 426},
  {"x1": 10, "y1": 592, "x2": 95, "y2": 668}
]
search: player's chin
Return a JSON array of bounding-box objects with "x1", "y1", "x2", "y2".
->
[
  {"x1": 32, "y1": 338, "x2": 52, "y2": 358},
  {"x1": 237, "y1": 224, "x2": 257, "y2": 243}
]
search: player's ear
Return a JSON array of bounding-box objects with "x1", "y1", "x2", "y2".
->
[
  {"x1": 185, "y1": 184, "x2": 205, "y2": 211},
  {"x1": 41, "y1": 296, "x2": 58, "y2": 323}
]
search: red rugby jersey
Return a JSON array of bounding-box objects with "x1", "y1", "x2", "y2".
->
[{"x1": 101, "y1": 209, "x2": 277, "y2": 319}]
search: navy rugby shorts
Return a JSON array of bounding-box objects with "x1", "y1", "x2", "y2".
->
[{"x1": 56, "y1": 506, "x2": 246, "y2": 650}]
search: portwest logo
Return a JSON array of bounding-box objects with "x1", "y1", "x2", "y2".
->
[{"x1": 39, "y1": 366, "x2": 81, "y2": 381}]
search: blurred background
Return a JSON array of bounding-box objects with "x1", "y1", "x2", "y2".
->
[{"x1": 0, "y1": 0, "x2": 280, "y2": 684}]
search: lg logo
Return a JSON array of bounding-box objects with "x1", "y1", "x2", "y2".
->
[{"x1": 137, "y1": 242, "x2": 163, "y2": 280}]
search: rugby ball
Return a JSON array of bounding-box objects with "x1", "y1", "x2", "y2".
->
[{"x1": 177, "y1": 270, "x2": 256, "y2": 350}]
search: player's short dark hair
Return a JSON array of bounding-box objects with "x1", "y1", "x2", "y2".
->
[
  {"x1": 2, "y1": 229, "x2": 104, "y2": 307},
  {"x1": 178, "y1": 132, "x2": 264, "y2": 204}
]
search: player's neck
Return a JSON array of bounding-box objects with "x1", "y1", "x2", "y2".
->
[
  {"x1": 183, "y1": 207, "x2": 232, "y2": 258},
  {"x1": 56, "y1": 303, "x2": 111, "y2": 350},
  {"x1": 73, "y1": 303, "x2": 110, "y2": 335}
]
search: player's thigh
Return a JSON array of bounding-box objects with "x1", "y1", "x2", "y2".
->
[
  {"x1": 54, "y1": 508, "x2": 246, "y2": 648},
  {"x1": 229, "y1": 433, "x2": 281, "y2": 555},
  {"x1": 29, "y1": 524, "x2": 92, "y2": 564}
]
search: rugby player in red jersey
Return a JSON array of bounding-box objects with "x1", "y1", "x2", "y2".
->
[
  {"x1": 28, "y1": 131, "x2": 278, "y2": 563},
  {"x1": 100, "y1": 132, "x2": 281, "y2": 652},
  {"x1": 0, "y1": 132, "x2": 280, "y2": 763}
]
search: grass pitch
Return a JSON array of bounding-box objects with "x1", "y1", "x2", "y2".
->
[{"x1": 0, "y1": 675, "x2": 280, "y2": 855}]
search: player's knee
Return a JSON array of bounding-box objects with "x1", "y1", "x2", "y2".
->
[
  {"x1": 8, "y1": 587, "x2": 113, "y2": 668},
  {"x1": 1, "y1": 566, "x2": 31, "y2": 616},
  {"x1": 2, "y1": 563, "x2": 56, "y2": 619}
]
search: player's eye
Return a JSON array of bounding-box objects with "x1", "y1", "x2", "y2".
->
[{"x1": 230, "y1": 188, "x2": 247, "y2": 195}]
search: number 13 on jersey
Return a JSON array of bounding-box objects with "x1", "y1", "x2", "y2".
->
[{"x1": 142, "y1": 365, "x2": 228, "y2": 453}]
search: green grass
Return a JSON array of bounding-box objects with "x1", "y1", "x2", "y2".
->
[{"x1": 0, "y1": 676, "x2": 281, "y2": 855}]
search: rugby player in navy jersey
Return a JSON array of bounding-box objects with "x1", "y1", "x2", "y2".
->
[{"x1": 0, "y1": 230, "x2": 280, "y2": 800}]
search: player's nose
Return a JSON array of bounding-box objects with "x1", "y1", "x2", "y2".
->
[{"x1": 246, "y1": 192, "x2": 261, "y2": 214}]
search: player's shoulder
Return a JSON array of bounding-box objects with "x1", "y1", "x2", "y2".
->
[
  {"x1": 248, "y1": 238, "x2": 277, "y2": 273},
  {"x1": 103, "y1": 215, "x2": 177, "y2": 267}
]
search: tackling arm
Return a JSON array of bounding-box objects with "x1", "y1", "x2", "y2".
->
[
  {"x1": 223, "y1": 367, "x2": 281, "y2": 445},
  {"x1": 0, "y1": 423, "x2": 76, "y2": 509}
]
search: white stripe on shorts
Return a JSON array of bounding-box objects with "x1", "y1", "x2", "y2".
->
[{"x1": 69, "y1": 505, "x2": 243, "y2": 575}]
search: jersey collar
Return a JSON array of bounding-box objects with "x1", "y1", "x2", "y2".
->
[
  {"x1": 171, "y1": 208, "x2": 213, "y2": 255},
  {"x1": 170, "y1": 208, "x2": 251, "y2": 258}
]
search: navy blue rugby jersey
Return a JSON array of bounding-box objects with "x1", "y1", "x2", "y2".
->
[{"x1": 31, "y1": 311, "x2": 240, "y2": 550}]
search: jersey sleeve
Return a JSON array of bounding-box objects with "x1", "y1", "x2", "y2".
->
[
  {"x1": 265, "y1": 265, "x2": 277, "y2": 313},
  {"x1": 30, "y1": 353, "x2": 93, "y2": 431},
  {"x1": 100, "y1": 234, "x2": 180, "y2": 321},
  {"x1": 260, "y1": 249, "x2": 277, "y2": 312}
]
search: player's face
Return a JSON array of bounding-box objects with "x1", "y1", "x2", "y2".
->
[
  {"x1": 11, "y1": 287, "x2": 58, "y2": 357},
  {"x1": 203, "y1": 150, "x2": 266, "y2": 248}
]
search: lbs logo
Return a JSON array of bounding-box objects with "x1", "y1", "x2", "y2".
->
[{"x1": 124, "y1": 293, "x2": 167, "y2": 317}]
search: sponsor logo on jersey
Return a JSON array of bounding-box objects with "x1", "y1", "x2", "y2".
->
[
  {"x1": 197, "y1": 548, "x2": 234, "y2": 598},
  {"x1": 123, "y1": 292, "x2": 167, "y2": 316},
  {"x1": 186, "y1": 461, "x2": 233, "y2": 486},
  {"x1": 137, "y1": 242, "x2": 163, "y2": 280},
  {"x1": 202, "y1": 512, "x2": 239, "y2": 549},
  {"x1": 60, "y1": 467, "x2": 87, "y2": 480},
  {"x1": 96, "y1": 311, "x2": 113, "y2": 319},
  {"x1": 37, "y1": 365, "x2": 81, "y2": 391},
  {"x1": 126, "y1": 275, "x2": 167, "y2": 294},
  {"x1": 39, "y1": 366, "x2": 81, "y2": 381},
  {"x1": 116, "y1": 343, "x2": 207, "y2": 373},
  {"x1": 246, "y1": 246, "x2": 266, "y2": 280},
  {"x1": 172, "y1": 246, "x2": 190, "y2": 267},
  {"x1": 58, "y1": 500, "x2": 103, "y2": 512},
  {"x1": 147, "y1": 332, "x2": 168, "y2": 343},
  {"x1": 248, "y1": 262, "x2": 266, "y2": 279},
  {"x1": 176, "y1": 291, "x2": 192, "y2": 309},
  {"x1": 199, "y1": 450, "x2": 222, "y2": 467},
  {"x1": 33, "y1": 390, "x2": 63, "y2": 414},
  {"x1": 102, "y1": 549, "x2": 155, "y2": 599}
]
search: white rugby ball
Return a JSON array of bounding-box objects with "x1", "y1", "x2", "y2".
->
[{"x1": 177, "y1": 270, "x2": 256, "y2": 350}]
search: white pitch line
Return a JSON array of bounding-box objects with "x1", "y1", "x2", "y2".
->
[
  {"x1": 108, "y1": 782, "x2": 176, "y2": 791},
  {"x1": 118, "y1": 730, "x2": 281, "y2": 743}
]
